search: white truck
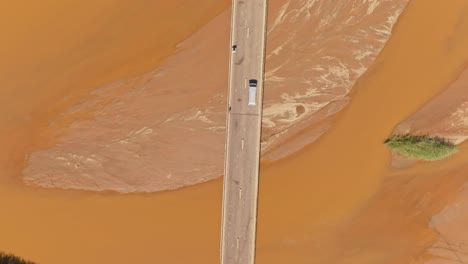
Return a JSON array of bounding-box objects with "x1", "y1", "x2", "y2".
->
[{"x1": 248, "y1": 79, "x2": 258, "y2": 106}]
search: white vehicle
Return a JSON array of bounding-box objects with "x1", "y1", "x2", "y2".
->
[{"x1": 248, "y1": 79, "x2": 258, "y2": 106}]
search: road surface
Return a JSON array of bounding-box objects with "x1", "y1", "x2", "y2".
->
[{"x1": 220, "y1": 1, "x2": 268, "y2": 264}]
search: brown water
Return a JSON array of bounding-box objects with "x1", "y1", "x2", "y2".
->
[
  {"x1": 257, "y1": 1, "x2": 468, "y2": 262},
  {"x1": 1, "y1": 0, "x2": 468, "y2": 263},
  {"x1": 0, "y1": 0, "x2": 228, "y2": 173}
]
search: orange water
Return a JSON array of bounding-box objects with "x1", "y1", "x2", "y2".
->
[
  {"x1": 1, "y1": 0, "x2": 468, "y2": 263},
  {"x1": 0, "y1": 0, "x2": 229, "y2": 162},
  {"x1": 257, "y1": 1, "x2": 468, "y2": 262}
]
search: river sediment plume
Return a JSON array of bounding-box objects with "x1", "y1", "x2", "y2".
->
[
  {"x1": 21, "y1": 0, "x2": 409, "y2": 193},
  {"x1": 393, "y1": 66, "x2": 468, "y2": 145}
]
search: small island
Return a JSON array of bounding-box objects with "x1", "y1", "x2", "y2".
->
[{"x1": 384, "y1": 134, "x2": 458, "y2": 161}]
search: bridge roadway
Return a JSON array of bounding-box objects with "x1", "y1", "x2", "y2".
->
[{"x1": 220, "y1": 0, "x2": 268, "y2": 264}]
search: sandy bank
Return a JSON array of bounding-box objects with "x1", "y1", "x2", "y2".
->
[{"x1": 394, "y1": 66, "x2": 468, "y2": 144}]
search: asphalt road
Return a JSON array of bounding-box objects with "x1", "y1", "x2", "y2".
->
[{"x1": 220, "y1": 1, "x2": 268, "y2": 264}]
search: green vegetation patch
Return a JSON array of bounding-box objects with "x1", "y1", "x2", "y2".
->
[
  {"x1": 384, "y1": 134, "x2": 458, "y2": 161},
  {"x1": 0, "y1": 252, "x2": 35, "y2": 264}
]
